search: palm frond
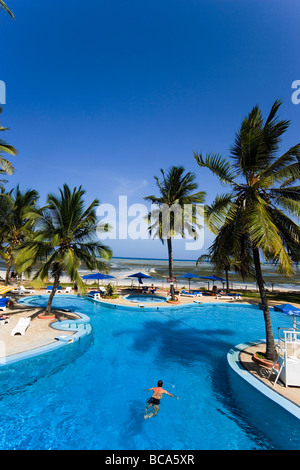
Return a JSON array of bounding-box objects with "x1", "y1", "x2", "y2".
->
[
  {"x1": 194, "y1": 152, "x2": 238, "y2": 186},
  {"x1": 205, "y1": 193, "x2": 235, "y2": 233},
  {"x1": 260, "y1": 144, "x2": 300, "y2": 183},
  {"x1": 0, "y1": 0, "x2": 14, "y2": 19}
]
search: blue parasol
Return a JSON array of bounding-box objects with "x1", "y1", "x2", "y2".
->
[
  {"x1": 199, "y1": 275, "x2": 227, "y2": 291},
  {"x1": 274, "y1": 303, "x2": 300, "y2": 328},
  {"x1": 82, "y1": 272, "x2": 115, "y2": 287},
  {"x1": 178, "y1": 273, "x2": 202, "y2": 292},
  {"x1": 128, "y1": 272, "x2": 151, "y2": 287},
  {"x1": 82, "y1": 273, "x2": 115, "y2": 280},
  {"x1": 199, "y1": 275, "x2": 227, "y2": 282}
]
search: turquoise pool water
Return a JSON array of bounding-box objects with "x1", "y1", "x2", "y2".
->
[
  {"x1": 124, "y1": 294, "x2": 167, "y2": 303},
  {"x1": 0, "y1": 295, "x2": 294, "y2": 450}
]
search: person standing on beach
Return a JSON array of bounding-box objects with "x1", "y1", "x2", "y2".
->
[{"x1": 144, "y1": 380, "x2": 178, "y2": 419}]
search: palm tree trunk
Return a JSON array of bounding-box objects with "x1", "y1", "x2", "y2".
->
[
  {"x1": 167, "y1": 237, "x2": 175, "y2": 300},
  {"x1": 45, "y1": 274, "x2": 60, "y2": 315},
  {"x1": 5, "y1": 256, "x2": 12, "y2": 285},
  {"x1": 225, "y1": 267, "x2": 229, "y2": 293},
  {"x1": 252, "y1": 246, "x2": 277, "y2": 361}
]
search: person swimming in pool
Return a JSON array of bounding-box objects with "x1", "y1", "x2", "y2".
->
[{"x1": 144, "y1": 380, "x2": 178, "y2": 419}]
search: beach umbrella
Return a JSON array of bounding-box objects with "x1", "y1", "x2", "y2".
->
[
  {"x1": 128, "y1": 272, "x2": 151, "y2": 288},
  {"x1": 274, "y1": 303, "x2": 300, "y2": 328},
  {"x1": 0, "y1": 286, "x2": 13, "y2": 295},
  {"x1": 178, "y1": 273, "x2": 202, "y2": 292},
  {"x1": 82, "y1": 273, "x2": 115, "y2": 280},
  {"x1": 82, "y1": 273, "x2": 115, "y2": 288},
  {"x1": 200, "y1": 275, "x2": 227, "y2": 282},
  {"x1": 199, "y1": 275, "x2": 227, "y2": 291}
]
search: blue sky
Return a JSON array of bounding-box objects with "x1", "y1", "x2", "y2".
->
[{"x1": 1, "y1": 0, "x2": 300, "y2": 259}]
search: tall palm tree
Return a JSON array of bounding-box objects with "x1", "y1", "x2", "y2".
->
[
  {"x1": 0, "y1": 186, "x2": 39, "y2": 284},
  {"x1": 15, "y1": 184, "x2": 112, "y2": 316},
  {"x1": 0, "y1": 107, "x2": 17, "y2": 179},
  {"x1": 144, "y1": 166, "x2": 205, "y2": 300},
  {"x1": 195, "y1": 100, "x2": 300, "y2": 361},
  {"x1": 0, "y1": 0, "x2": 14, "y2": 19}
]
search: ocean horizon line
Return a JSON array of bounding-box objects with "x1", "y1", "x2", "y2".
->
[{"x1": 111, "y1": 256, "x2": 200, "y2": 262}]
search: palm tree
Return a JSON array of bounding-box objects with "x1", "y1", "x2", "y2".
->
[
  {"x1": 144, "y1": 166, "x2": 205, "y2": 300},
  {"x1": 15, "y1": 184, "x2": 112, "y2": 316},
  {"x1": 0, "y1": 107, "x2": 17, "y2": 179},
  {"x1": 195, "y1": 100, "x2": 300, "y2": 361},
  {"x1": 0, "y1": 0, "x2": 14, "y2": 19},
  {"x1": 0, "y1": 186, "x2": 39, "y2": 284}
]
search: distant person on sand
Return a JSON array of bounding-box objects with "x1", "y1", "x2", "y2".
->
[{"x1": 144, "y1": 380, "x2": 178, "y2": 419}]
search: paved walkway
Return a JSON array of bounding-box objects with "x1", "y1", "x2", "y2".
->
[
  {"x1": 240, "y1": 342, "x2": 300, "y2": 408},
  {"x1": 0, "y1": 301, "x2": 76, "y2": 359}
]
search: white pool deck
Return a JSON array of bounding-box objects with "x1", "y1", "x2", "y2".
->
[{"x1": 0, "y1": 287, "x2": 300, "y2": 409}]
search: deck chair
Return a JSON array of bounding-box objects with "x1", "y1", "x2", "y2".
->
[
  {"x1": 18, "y1": 285, "x2": 35, "y2": 294},
  {"x1": 192, "y1": 290, "x2": 203, "y2": 296},
  {"x1": 11, "y1": 317, "x2": 31, "y2": 336},
  {"x1": 87, "y1": 291, "x2": 102, "y2": 299},
  {"x1": 19, "y1": 286, "x2": 35, "y2": 294},
  {"x1": 216, "y1": 294, "x2": 241, "y2": 300},
  {"x1": 215, "y1": 295, "x2": 235, "y2": 300},
  {"x1": 180, "y1": 290, "x2": 197, "y2": 297},
  {"x1": 0, "y1": 298, "x2": 9, "y2": 311},
  {"x1": 0, "y1": 314, "x2": 11, "y2": 325},
  {"x1": 63, "y1": 286, "x2": 72, "y2": 294},
  {"x1": 46, "y1": 286, "x2": 62, "y2": 294}
]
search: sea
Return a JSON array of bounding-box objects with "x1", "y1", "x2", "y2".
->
[
  {"x1": 3, "y1": 257, "x2": 299, "y2": 292},
  {"x1": 95, "y1": 257, "x2": 300, "y2": 292}
]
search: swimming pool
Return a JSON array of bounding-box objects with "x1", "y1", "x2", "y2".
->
[
  {"x1": 0, "y1": 295, "x2": 295, "y2": 450},
  {"x1": 124, "y1": 294, "x2": 167, "y2": 303}
]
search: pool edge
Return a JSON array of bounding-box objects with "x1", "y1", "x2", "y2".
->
[
  {"x1": 227, "y1": 340, "x2": 300, "y2": 421},
  {"x1": 0, "y1": 307, "x2": 92, "y2": 367}
]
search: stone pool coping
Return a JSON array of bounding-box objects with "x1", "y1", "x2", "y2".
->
[
  {"x1": 0, "y1": 308, "x2": 91, "y2": 367},
  {"x1": 227, "y1": 340, "x2": 300, "y2": 420}
]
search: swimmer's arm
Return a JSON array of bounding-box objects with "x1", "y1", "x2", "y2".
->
[
  {"x1": 163, "y1": 389, "x2": 174, "y2": 397},
  {"x1": 163, "y1": 390, "x2": 179, "y2": 399}
]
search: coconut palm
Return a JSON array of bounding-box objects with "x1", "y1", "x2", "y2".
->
[
  {"x1": 0, "y1": 0, "x2": 14, "y2": 19},
  {"x1": 0, "y1": 107, "x2": 17, "y2": 179},
  {"x1": 144, "y1": 166, "x2": 205, "y2": 300},
  {"x1": 195, "y1": 99, "x2": 300, "y2": 361},
  {"x1": 15, "y1": 184, "x2": 112, "y2": 316},
  {"x1": 0, "y1": 186, "x2": 39, "y2": 284}
]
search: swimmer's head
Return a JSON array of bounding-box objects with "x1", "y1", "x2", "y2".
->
[{"x1": 157, "y1": 380, "x2": 163, "y2": 387}]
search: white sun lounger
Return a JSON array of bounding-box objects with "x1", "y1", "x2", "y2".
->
[
  {"x1": 180, "y1": 290, "x2": 202, "y2": 297},
  {"x1": 63, "y1": 287, "x2": 72, "y2": 294},
  {"x1": 19, "y1": 285, "x2": 35, "y2": 294},
  {"x1": 216, "y1": 295, "x2": 241, "y2": 300},
  {"x1": 11, "y1": 285, "x2": 35, "y2": 295},
  {"x1": 11, "y1": 317, "x2": 31, "y2": 336}
]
